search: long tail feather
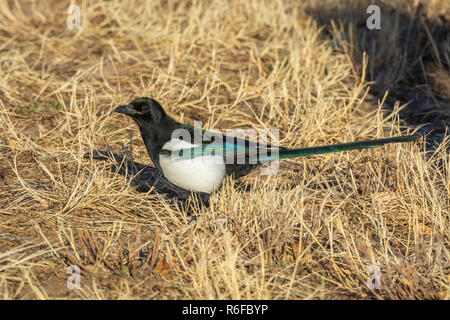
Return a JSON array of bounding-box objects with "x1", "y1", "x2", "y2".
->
[{"x1": 263, "y1": 135, "x2": 420, "y2": 160}]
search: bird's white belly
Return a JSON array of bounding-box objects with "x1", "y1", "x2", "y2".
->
[{"x1": 159, "y1": 139, "x2": 226, "y2": 193}]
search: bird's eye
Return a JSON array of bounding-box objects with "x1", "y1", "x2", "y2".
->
[{"x1": 135, "y1": 103, "x2": 150, "y2": 114}]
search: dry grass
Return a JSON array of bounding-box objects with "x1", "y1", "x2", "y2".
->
[{"x1": 0, "y1": 0, "x2": 449, "y2": 299}]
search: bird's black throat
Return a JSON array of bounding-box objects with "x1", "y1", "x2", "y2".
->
[{"x1": 132, "y1": 116, "x2": 181, "y2": 172}]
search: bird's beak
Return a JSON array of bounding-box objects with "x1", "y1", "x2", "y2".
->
[{"x1": 114, "y1": 104, "x2": 136, "y2": 116}]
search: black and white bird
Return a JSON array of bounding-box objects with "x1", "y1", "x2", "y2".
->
[{"x1": 114, "y1": 97, "x2": 419, "y2": 200}]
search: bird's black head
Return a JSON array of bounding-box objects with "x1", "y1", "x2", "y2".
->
[{"x1": 114, "y1": 97, "x2": 166, "y2": 124}]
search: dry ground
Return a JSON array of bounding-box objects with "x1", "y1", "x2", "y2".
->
[{"x1": 0, "y1": 0, "x2": 449, "y2": 299}]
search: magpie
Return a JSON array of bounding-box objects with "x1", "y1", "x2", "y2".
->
[{"x1": 114, "y1": 97, "x2": 419, "y2": 196}]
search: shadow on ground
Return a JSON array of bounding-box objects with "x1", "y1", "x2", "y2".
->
[
  {"x1": 307, "y1": 0, "x2": 449, "y2": 147},
  {"x1": 88, "y1": 148, "x2": 211, "y2": 208}
]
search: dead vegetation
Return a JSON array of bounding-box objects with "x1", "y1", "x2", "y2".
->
[{"x1": 0, "y1": 0, "x2": 449, "y2": 299}]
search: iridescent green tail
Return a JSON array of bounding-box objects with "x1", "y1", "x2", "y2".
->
[{"x1": 263, "y1": 135, "x2": 420, "y2": 161}]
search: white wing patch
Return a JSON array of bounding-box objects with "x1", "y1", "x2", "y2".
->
[{"x1": 159, "y1": 139, "x2": 226, "y2": 193}]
